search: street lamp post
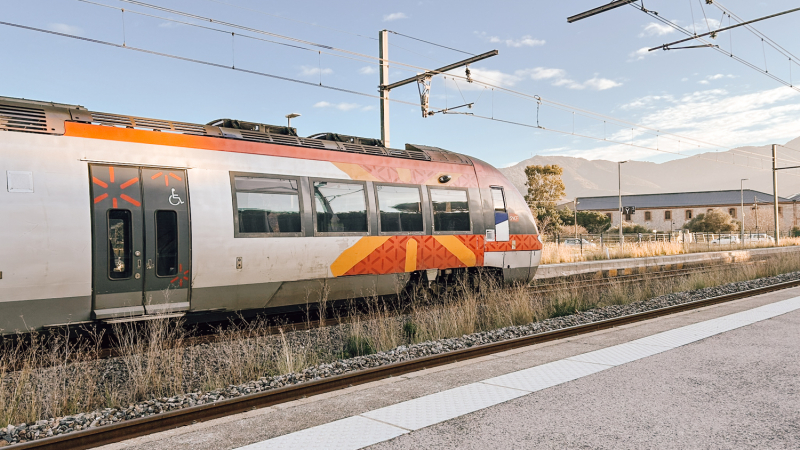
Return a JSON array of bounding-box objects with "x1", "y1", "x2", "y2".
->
[
  {"x1": 574, "y1": 199, "x2": 579, "y2": 238},
  {"x1": 618, "y1": 161, "x2": 627, "y2": 247},
  {"x1": 740, "y1": 178, "x2": 748, "y2": 243},
  {"x1": 285, "y1": 113, "x2": 301, "y2": 129}
]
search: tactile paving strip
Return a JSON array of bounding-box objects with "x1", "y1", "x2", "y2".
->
[
  {"x1": 567, "y1": 342, "x2": 669, "y2": 366},
  {"x1": 481, "y1": 359, "x2": 610, "y2": 392},
  {"x1": 235, "y1": 295, "x2": 800, "y2": 450},
  {"x1": 236, "y1": 415, "x2": 407, "y2": 450},
  {"x1": 362, "y1": 382, "x2": 526, "y2": 430}
]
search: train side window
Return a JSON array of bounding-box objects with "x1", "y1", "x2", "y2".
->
[
  {"x1": 155, "y1": 210, "x2": 178, "y2": 277},
  {"x1": 430, "y1": 188, "x2": 471, "y2": 232},
  {"x1": 491, "y1": 187, "x2": 506, "y2": 212},
  {"x1": 234, "y1": 176, "x2": 301, "y2": 234},
  {"x1": 108, "y1": 209, "x2": 132, "y2": 279},
  {"x1": 377, "y1": 185, "x2": 424, "y2": 233},
  {"x1": 313, "y1": 181, "x2": 368, "y2": 233}
]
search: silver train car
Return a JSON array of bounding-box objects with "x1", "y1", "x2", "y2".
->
[{"x1": 0, "y1": 96, "x2": 542, "y2": 334}]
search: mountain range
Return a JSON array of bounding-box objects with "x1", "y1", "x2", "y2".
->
[{"x1": 498, "y1": 137, "x2": 800, "y2": 201}]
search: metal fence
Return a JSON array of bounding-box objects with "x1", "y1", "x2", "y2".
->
[{"x1": 548, "y1": 230, "x2": 796, "y2": 251}]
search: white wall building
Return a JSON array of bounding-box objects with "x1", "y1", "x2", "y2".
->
[{"x1": 576, "y1": 189, "x2": 798, "y2": 232}]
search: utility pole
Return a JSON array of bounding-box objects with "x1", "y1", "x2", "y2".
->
[
  {"x1": 378, "y1": 31, "x2": 497, "y2": 148},
  {"x1": 754, "y1": 196, "x2": 759, "y2": 231},
  {"x1": 767, "y1": 145, "x2": 800, "y2": 241},
  {"x1": 618, "y1": 161, "x2": 627, "y2": 246},
  {"x1": 772, "y1": 144, "x2": 780, "y2": 244},
  {"x1": 574, "y1": 199, "x2": 579, "y2": 238},
  {"x1": 379, "y1": 30, "x2": 390, "y2": 147},
  {"x1": 740, "y1": 178, "x2": 748, "y2": 241}
]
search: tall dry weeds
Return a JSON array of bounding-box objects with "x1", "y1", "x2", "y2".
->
[
  {"x1": 2, "y1": 254, "x2": 800, "y2": 426},
  {"x1": 541, "y1": 237, "x2": 800, "y2": 264}
]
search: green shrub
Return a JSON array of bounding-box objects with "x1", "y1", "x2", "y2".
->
[
  {"x1": 550, "y1": 301, "x2": 577, "y2": 318},
  {"x1": 402, "y1": 322, "x2": 418, "y2": 341},
  {"x1": 344, "y1": 335, "x2": 376, "y2": 357}
]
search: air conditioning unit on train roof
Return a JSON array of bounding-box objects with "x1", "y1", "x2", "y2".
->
[
  {"x1": 206, "y1": 118, "x2": 297, "y2": 136},
  {"x1": 307, "y1": 132, "x2": 384, "y2": 147}
]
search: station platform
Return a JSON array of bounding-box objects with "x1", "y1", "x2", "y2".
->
[{"x1": 99, "y1": 287, "x2": 800, "y2": 450}]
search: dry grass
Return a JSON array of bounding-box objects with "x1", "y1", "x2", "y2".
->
[
  {"x1": 541, "y1": 238, "x2": 800, "y2": 264},
  {"x1": 2, "y1": 254, "x2": 800, "y2": 426}
]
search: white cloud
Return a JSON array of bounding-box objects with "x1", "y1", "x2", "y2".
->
[
  {"x1": 299, "y1": 66, "x2": 333, "y2": 77},
  {"x1": 639, "y1": 22, "x2": 675, "y2": 37},
  {"x1": 699, "y1": 73, "x2": 736, "y2": 84},
  {"x1": 476, "y1": 32, "x2": 545, "y2": 48},
  {"x1": 628, "y1": 47, "x2": 652, "y2": 61},
  {"x1": 451, "y1": 66, "x2": 621, "y2": 91},
  {"x1": 566, "y1": 87, "x2": 800, "y2": 161},
  {"x1": 359, "y1": 66, "x2": 377, "y2": 75},
  {"x1": 48, "y1": 23, "x2": 82, "y2": 35},
  {"x1": 383, "y1": 12, "x2": 408, "y2": 21},
  {"x1": 516, "y1": 67, "x2": 565, "y2": 80},
  {"x1": 583, "y1": 77, "x2": 623, "y2": 91},
  {"x1": 314, "y1": 101, "x2": 362, "y2": 111},
  {"x1": 489, "y1": 35, "x2": 545, "y2": 48}
]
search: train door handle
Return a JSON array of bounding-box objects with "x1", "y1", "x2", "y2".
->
[
  {"x1": 137, "y1": 259, "x2": 142, "y2": 269},
  {"x1": 146, "y1": 259, "x2": 154, "y2": 270}
]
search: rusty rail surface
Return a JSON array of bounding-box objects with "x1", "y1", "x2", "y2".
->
[{"x1": 12, "y1": 278, "x2": 800, "y2": 450}]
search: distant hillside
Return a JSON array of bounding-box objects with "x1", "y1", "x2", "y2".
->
[{"x1": 499, "y1": 137, "x2": 800, "y2": 200}]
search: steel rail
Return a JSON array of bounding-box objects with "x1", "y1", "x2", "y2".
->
[{"x1": 12, "y1": 278, "x2": 800, "y2": 449}]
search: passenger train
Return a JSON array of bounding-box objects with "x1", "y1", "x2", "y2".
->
[{"x1": 0, "y1": 96, "x2": 541, "y2": 334}]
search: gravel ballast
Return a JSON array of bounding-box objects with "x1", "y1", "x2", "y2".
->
[{"x1": 2, "y1": 271, "x2": 800, "y2": 445}]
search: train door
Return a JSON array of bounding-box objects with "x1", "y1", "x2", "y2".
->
[
  {"x1": 491, "y1": 186, "x2": 510, "y2": 242},
  {"x1": 89, "y1": 164, "x2": 191, "y2": 319},
  {"x1": 141, "y1": 168, "x2": 191, "y2": 313}
]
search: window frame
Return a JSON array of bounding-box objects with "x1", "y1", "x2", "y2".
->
[
  {"x1": 311, "y1": 177, "x2": 371, "y2": 237},
  {"x1": 729, "y1": 208, "x2": 737, "y2": 218},
  {"x1": 427, "y1": 186, "x2": 473, "y2": 235},
  {"x1": 154, "y1": 209, "x2": 179, "y2": 278},
  {"x1": 664, "y1": 211, "x2": 672, "y2": 220},
  {"x1": 644, "y1": 211, "x2": 651, "y2": 221},
  {"x1": 374, "y1": 182, "x2": 426, "y2": 236},
  {"x1": 686, "y1": 210, "x2": 693, "y2": 219},
  {"x1": 107, "y1": 208, "x2": 133, "y2": 281},
  {"x1": 230, "y1": 171, "x2": 305, "y2": 238},
  {"x1": 490, "y1": 186, "x2": 506, "y2": 212}
]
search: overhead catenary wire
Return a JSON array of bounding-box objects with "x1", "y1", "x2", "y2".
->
[
  {"x1": 83, "y1": 0, "x2": 794, "y2": 163},
  {"x1": 461, "y1": 113, "x2": 800, "y2": 178},
  {"x1": 638, "y1": 2, "x2": 800, "y2": 93},
  {"x1": 388, "y1": 31, "x2": 475, "y2": 56},
  {"x1": 0, "y1": 20, "x2": 435, "y2": 110},
  {"x1": 20, "y1": 2, "x2": 800, "y2": 168},
  {"x1": 5, "y1": 18, "x2": 798, "y2": 176}
]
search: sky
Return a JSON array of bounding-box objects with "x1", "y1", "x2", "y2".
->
[{"x1": 2, "y1": 0, "x2": 800, "y2": 168}]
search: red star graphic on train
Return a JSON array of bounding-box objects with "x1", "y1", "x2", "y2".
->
[
  {"x1": 92, "y1": 167, "x2": 140, "y2": 207},
  {"x1": 151, "y1": 171, "x2": 182, "y2": 186},
  {"x1": 171, "y1": 263, "x2": 190, "y2": 287}
]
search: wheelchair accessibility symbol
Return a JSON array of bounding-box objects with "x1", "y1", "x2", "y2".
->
[{"x1": 168, "y1": 188, "x2": 185, "y2": 206}]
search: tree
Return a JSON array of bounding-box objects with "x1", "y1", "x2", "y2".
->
[
  {"x1": 524, "y1": 165, "x2": 566, "y2": 207},
  {"x1": 524, "y1": 165, "x2": 566, "y2": 235},
  {"x1": 683, "y1": 208, "x2": 738, "y2": 232},
  {"x1": 576, "y1": 211, "x2": 612, "y2": 233}
]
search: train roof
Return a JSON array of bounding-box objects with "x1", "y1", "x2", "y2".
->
[{"x1": 0, "y1": 96, "x2": 472, "y2": 165}]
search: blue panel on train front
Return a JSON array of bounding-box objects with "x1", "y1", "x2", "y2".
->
[{"x1": 495, "y1": 212, "x2": 509, "y2": 242}]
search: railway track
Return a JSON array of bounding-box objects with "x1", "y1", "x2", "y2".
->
[
  {"x1": 80, "y1": 259, "x2": 761, "y2": 361},
  {"x1": 12, "y1": 277, "x2": 800, "y2": 450},
  {"x1": 4, "y1": 259, "x2": 767, "y2": 368}
]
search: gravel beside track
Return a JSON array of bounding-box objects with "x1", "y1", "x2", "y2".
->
[{"x1": 3, "y1": 271, "x2": 800, "y2": 445}]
